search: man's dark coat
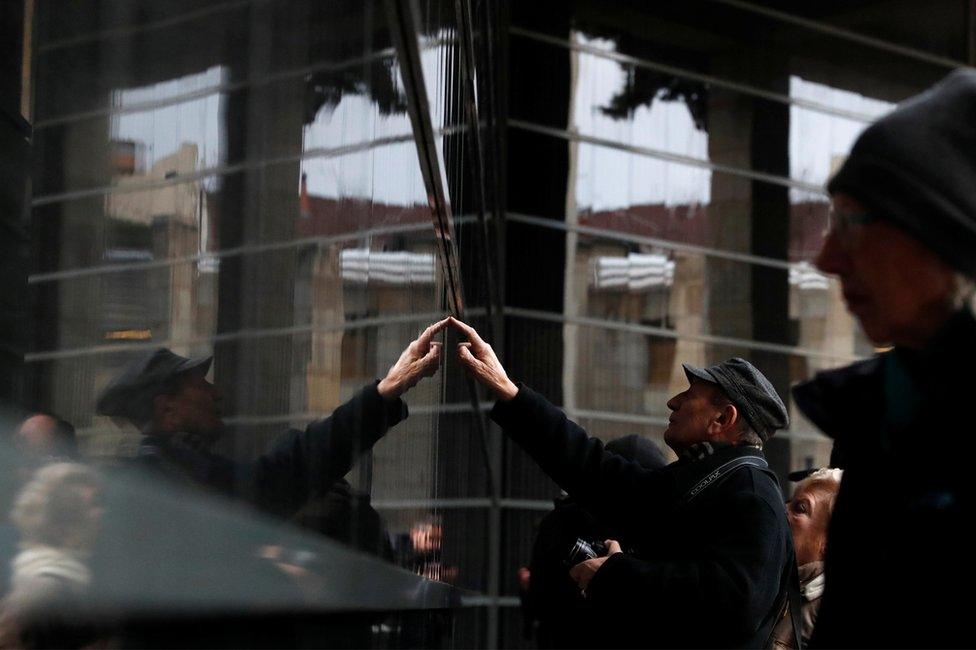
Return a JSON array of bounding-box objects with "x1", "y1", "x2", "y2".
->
[
  {"x1": 492, "y1": 385, "x2": 793, "y2": 649},
  {"x1": 793, "y1": 308, "x2": 976, "y2": 648},
  {"x1": 136, "y1": 382, "x2": 406, "y2": 519},
  {"x1": 88, "y1": 382, "x2": 401, "y2": 632}
]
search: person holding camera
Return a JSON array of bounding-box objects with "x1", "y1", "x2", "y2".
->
[
  {"x1": 520, "y1": 435, "x2": 667, "y2": 649},
  {"x1": 450, "y1": 317, "x2": 795, "y2": 648}
]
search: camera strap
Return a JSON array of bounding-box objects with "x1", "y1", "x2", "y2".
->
[{"x1": 680, "y1": 455, "x2": 771, "y2": 506}]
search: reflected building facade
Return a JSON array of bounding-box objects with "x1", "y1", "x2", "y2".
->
[{"x1": 7, "y1": 0, "x2": 975, "y2": 647}]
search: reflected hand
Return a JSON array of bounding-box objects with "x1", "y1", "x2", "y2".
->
[
  {"x1": 449, "y1": 317, "x2": 518, "y2": 401},
  {"x1": 377, "y1": 318, "x2": 448, "y2": 399},
  {"x1": 568, "y1": 539, "x2": 622, "y2": 594}
]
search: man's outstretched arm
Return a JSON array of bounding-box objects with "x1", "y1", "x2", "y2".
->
[
  {"x1": 451, "y1": 317, "x2": 677, "y2": 519},
  {"x1": 249, "y1": 318, "x2": 448, "y2": 517}
]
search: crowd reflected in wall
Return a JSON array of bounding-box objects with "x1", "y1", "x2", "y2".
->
[
  {"x1": 4, "y1": 0, "x2": 972, "y2": 647},
  {"x1": 15, "y1": 0, "x2": 495, "y2": 646}
]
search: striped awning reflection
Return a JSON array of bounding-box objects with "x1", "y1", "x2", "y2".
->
[{"x1": 340, "y1": 249, "x2": 436, "y2": 285}]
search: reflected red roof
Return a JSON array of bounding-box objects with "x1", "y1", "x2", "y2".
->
[{"x1": 580, "y1": 201, "x2": 829, "y2": 262}]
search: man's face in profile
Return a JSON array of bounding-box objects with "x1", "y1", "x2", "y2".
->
[
  {"x1": 164, "y1": 372, "x2": 225, "y2": 439},
  {"x1": 664, "y1": 379, "x2": 722, "y2": 451}
]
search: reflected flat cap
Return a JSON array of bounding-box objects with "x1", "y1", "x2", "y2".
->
[
  {"x1": 96, "y1": 348, "x2": 212, "y2": 425},
  {"x1": 682, "y1": 358, "x2": 789, "y2": 441}
]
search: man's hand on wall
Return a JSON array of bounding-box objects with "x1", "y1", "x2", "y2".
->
[
  {"x1": 377, "y1": 318, "x2": 448, "y2": 400},
  {"x1": 569, "y1": 539, "x2": 622, "y2": 594},
  {"x1": 449, "y1": 317, "x2": 519, "y2": 401}
]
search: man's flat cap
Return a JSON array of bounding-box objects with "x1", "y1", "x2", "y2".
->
[
  {"x1": 682, "y1": 358, "x2": 789, "y2": 441},
  {"x1": 96, "y1": 348, "x2": 212, "y2": 425}
]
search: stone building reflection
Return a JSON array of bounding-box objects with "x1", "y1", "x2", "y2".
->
[{"x1": 562, "y1": 195, "x2": 863, "y2": 468}]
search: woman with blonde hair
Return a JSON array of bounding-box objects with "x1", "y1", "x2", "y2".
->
[{"x1": 771, "y1": 468, "x2": 843, "y2": 649}]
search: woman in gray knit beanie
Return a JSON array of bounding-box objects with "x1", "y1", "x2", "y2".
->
[{"x1": 793, "y1": 69, "x2": 976, "y2": 648}]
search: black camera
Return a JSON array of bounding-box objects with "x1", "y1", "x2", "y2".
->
[{"x1": 565, "y1": 538, "x2": 608, "y2": 567}]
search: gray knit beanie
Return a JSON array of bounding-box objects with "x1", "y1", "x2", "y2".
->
[{"x1": 827, "y1": 69, "x2": 976, "y2": 277}]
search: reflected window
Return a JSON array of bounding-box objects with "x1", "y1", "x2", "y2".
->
[
  {"x1": 788, "y1": 75, "x2": 895, "y2": 200},
  {"x1": 111, "y1": 66, "x2": 226, "y2": 174},
  {"x1": 573, "y1": 33, "x2": 711, "y2": 212}
]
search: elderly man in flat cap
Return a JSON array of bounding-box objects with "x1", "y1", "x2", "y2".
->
[
  {"x1": 96, "y1": 319, "x2": 447, "y2": 520},
  {"x1": 450, "y1": 318, "x2": 795, "y2": 649},
  {"x1": 792, "y1": 70, "x2": 976, "y2": 647}
]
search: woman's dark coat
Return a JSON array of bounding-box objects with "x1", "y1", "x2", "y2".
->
[{"x1": 794, "y1": 308, "x2": 976, "y2": 648}]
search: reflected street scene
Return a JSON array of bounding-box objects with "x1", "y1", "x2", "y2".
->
[{"x1": 2, "y1": 0, "x2": 973, "y2": 646}]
